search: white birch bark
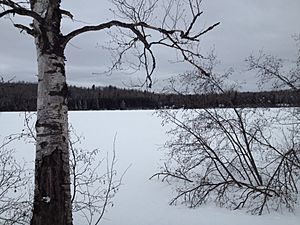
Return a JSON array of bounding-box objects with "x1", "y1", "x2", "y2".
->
[{"x1": 30, "y1": 1, "x2": 73, "y2": 224}]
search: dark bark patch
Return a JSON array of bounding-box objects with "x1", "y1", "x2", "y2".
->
[
  {"x1": 46, "y1": 69, "x2": 57, "y2": 74},
  {"x1": 39, "y1": 141, "x2": 49, "y2": 149},
  {"x1": 53, "y1": 62, "x2": 65, "y2": 76},
  {"x1": 49, "y1": 83, "x2": 68, "y2": 97},
  {"x1": 31, "y1": 148, "x2": 72, "y2": 225},
  {"x1": 35, "y1": 119, "x2": 40, "y2": 129},
  {"x1": 36, "y1": 120, "x2": 61, "y2": 131},
  {"x1": 49, "y1": 56, "x2": 57, "y2": 60}
]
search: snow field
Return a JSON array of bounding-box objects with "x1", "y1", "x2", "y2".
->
[{"x1": 0, "y1": 110, "x2": 299, "y2": 225}]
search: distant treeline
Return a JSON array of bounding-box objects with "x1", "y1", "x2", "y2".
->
[{"x1": 0, "y1": 82, "x2": 299, "y2": 111}]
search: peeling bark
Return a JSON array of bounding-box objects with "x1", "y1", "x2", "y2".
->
[
  {"x1": 31, "y1": 53, "x2": 73, "y2": 225},
  {"x1": 30, "y1": 1, "x2": 73, "y2": 225}
]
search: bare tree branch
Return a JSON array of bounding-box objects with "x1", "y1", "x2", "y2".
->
[
  {"x1": 0, "y1": 9, "x2": 14, "y2": 18},
  {"x1": 63, "y1": 20, "x2": 177, "y2": 47},
  {"x1": 0, "y1": 0, "x2": 43, "y2": 22},
  {"x1": 246, "y1": 36, "x2": 300, "y2": 91},
  {"x1": 63, "y1": 12, "x2": 219, "y2": 86},
  {"x1": 60, "y1": 9, "x2": 73, "y2": 20},
  {"x1": 62, "y1": 0, "x2": 220, "y2": 86},
  {"x1": 154, "y1": 52, "x2": 300, "y2": 214},
  {"x1": 14, "y1": 23, "x2": 34, "y2": 35}
]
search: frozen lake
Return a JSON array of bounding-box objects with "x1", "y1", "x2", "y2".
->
[{"x1": 0, "y1": 110, "x2": 299, "y2": 225}]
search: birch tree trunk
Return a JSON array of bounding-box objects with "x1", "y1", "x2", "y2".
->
[
  {"x1": 0, "y1": 1, "x2": 219, "y2": 223},
  {"x1": 30, "y1": 0, "x2": 72, "y2": 224}
]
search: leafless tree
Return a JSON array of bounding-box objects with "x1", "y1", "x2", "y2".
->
[
  {"x1": 246, "y1": 34, "x2": 300, "y2": 91},
  {"x1": 152, "y1": 51, "x2": 300, "y2": 215},
  {"x1": 0, "y1": 1, "x2": 218, "y2": 224},
  {"x1": 0, "y1": 132, "x2": 33, "y2": 225},
  {"x1": 69, "y1": 128, "x2": 125, "y2": 225}
]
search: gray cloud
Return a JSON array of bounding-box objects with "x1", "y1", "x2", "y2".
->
[{"x1": 0, "y1": 0, "x2": 299, "y2": 91}]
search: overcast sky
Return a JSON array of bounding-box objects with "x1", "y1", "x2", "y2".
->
[{"x1": 0, "y1": 0, "x2": 299, "y2": 91}]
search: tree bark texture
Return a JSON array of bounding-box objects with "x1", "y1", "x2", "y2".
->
[{"x1": 30, "y1": 0, "x2": 72, "y2": 224}]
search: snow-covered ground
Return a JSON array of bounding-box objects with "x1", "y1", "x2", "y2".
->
[{"x1": 0, "y1": 110, "x2": 299, "y2": 225}]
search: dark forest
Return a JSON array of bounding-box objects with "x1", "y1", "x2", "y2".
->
[{"x1": 0, "y1": 82, "x2": 299, "y2": 111}]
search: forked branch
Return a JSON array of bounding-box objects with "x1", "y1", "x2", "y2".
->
[{"x1": 0, "y1": 0, "x2": 42, "y2": 22}]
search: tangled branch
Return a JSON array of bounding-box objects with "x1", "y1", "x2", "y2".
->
[{"x1": 152, "y1": 50, "x2": 300, "y2": 214}]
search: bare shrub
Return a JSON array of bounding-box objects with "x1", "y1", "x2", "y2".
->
[
  {"x1": 0, "y1": 134, "x2": 32, "y2": 224},
  {"x1": 0, "y1": 113, "x2": 123, "y2": 224},
  {"x1": 69, "y1": 128, "x2": 124, "y2": 225},
  {"x1": 152, "y1": 49, "x2": 300, "y2": 214},
  {"x1": 154, "y1": 106, "x2": 299, "y2": 214}
]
